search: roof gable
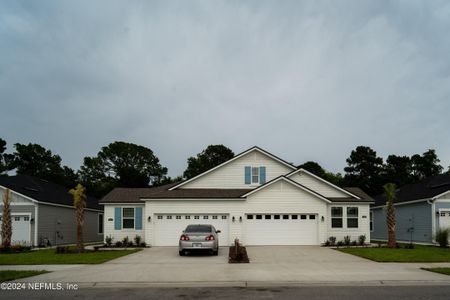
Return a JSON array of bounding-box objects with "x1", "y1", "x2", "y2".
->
[
  {"x1": 287, "y1": 169, "x2": 360, "y2": 199},
  {"x1": 169, "y1": 146, "x2": 296, "y2": 190}
]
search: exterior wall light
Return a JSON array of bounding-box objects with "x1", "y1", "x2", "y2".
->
[
  {"x1": 232, "y1": 216, "x2": 236, "y2": 222},
  {"x1": 239, "y1": 216, "x2": 243, "y2": 222},
  {"x1": 321, "y1": 216, "x2": 325, "y2": 222},
  {"x1": 148, "y1": 216, "x2": 152, "y2": 222}
]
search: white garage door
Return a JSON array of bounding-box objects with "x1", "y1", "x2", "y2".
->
[
  {"x1": 154, "y1": 214, "x2": 230, "y2": 246},
  {"x1": 244, "y1": 213, "x2": 319, "y2": 245},
  {"x1": 0, "y1": 214, "x2": 31, "y2": 245}
]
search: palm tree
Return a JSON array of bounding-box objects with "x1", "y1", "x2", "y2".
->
[
  {"x1": 69, "y1": 184, "x2": 87, "y2": 253},
  {"x1": 1, "y1": 188, "x2": 12, "y2": 248},
  {"x1": 383, "y1": 183, "x2": 397, "y2": 248}
]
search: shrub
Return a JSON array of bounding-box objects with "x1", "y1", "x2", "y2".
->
[
  {"x1": 105, "y1": 235, "x2": 113, "y2": 247},
  {"x1": 343, "y1": 235, "x2": 351, "y2": 246},
  {"x1": 405, "y1": 243, "x2": 415, "y2": 249},
  {"x1": 358, "y1": 235, "x2": 366, "y2": 246},
  {"x1": 328, "y1": 236, "x2": 336, "y2": 246},
  {"x1": 435, "y1": 228, "x2": 449, "y2": 248},
  {"x1": 336, "y1": 241, "x2": 344, "y2": 247},
  {"x1": 351, "y1": 240, "x2": 357, "y2": 246},
  {"x1": 122, "y1": 236, "x2": 129, "y2": 247},
  {"x1": 115, "y1": 241, "x2": 123, "y2": 247},
  {"x1": 134, "y1": 235, "x2": 141, "y2": 246},
  {"x1": 323, "y1": 240, "x2": 330, "y2": 247},
  {"x1": 139, "y1": 242, "x2": 147, "y2": 247}
]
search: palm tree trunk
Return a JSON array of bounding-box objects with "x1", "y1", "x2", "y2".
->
[
  {"x1": 387, "y1": 202, "x2": 396, "y2": 248},
  {"x1": 1, "y1": 189, "x2": 12, "y2": 248},
  {"x1": 76, "y1": 205, "x2": 84, "y2": 252}
]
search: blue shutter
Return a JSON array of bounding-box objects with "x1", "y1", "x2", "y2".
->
[
  {"x1": 114, "y1": 207, "x2": 122, "y2": 230},
  {"x1": 259, "y1": 166, "x2": 266, "y2": 184},
  {"x1": 135, "y1": 207, "x2": 143, "y2": 230},
  {"x1": 244, "y1": 166, "x2": 251, "y2": 184}
]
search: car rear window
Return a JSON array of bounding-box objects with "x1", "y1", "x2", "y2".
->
[{"x1": 185, "y1": 225, "x2": 212, "y2": 233}]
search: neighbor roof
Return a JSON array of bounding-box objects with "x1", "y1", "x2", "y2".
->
[
  {"x1": 0, "y1": 175, "x2": 102, "y2": 210},
  {"x1": 373, "y1": 173, "x2": 450, "y2": 207}
]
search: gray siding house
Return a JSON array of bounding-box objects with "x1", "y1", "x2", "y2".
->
[
  {"x1": 371, "y1": 174, "x2": 450, "y2": 244},
  {"x1": 0, "y1": 175, "x2": 103, "y2": 247}
]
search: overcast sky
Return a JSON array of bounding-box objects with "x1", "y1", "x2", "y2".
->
[{"x1": 1, "y1": 0, "x2": 450, "y2": 177}]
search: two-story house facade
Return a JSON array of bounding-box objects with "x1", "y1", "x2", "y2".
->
[{"x1": 100, "y1": 146, "x2": 373, "y2": 246}]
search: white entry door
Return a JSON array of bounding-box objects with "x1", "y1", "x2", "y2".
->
[
  {"x1": 244, "y1": 213, "x2": 319, "y2": 245},
  {"x1": 153, "y1": 214, "x2": 230, "y2": 246},
  {"x1": 0, "y1": 214, "x2": 31, "y2": 245},
  {"x1": 439, "y1": 210, "x2": 450, "y2": 230}
]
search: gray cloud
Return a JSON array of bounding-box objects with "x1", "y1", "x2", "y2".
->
[{"x1": 1, "y1": 0, "x2": 450, "y2": 176}]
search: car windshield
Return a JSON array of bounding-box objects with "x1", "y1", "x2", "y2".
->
[{"x1": 185, "y1": 225, "x2": 212, "y2": 233}]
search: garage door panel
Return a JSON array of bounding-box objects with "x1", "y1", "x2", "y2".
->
[
  {"x1": 244, "y1": 214, "x2": 318, "y2": 245},
  {"x1": 154, "y1": 214, "x2": 229, "y2": 246},
  {"x1": 0, "y1": 214, "x2": 31, "y2": 245}
]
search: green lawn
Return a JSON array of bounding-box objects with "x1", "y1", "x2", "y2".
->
[
  {"x1": 0, "y1": 270, "x2": 49, "y2": 282},
  {"x1": 422, "y1": 268, "x2": 450, "y2": 276},
  {"x1": 0, "y1": 248, "x2": 141, "y2": 265},
  {"x1": 338, "y1": 245, "x2": 450, "y2": 262}
]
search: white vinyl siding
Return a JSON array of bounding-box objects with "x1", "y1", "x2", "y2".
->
[
  {"x1": 103, "y1": 205, "x2": 145, "y2": 243},
  {"x1": 180, "y1": 151, "x2": 293, "y2": 189},
  {"x1": 289, "y1": 172, "x2": 350, "y2": 198}
]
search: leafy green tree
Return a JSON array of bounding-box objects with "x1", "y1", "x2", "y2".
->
[
  {"x1": 384, "y1": 155, "x2": 413, "y2": 187},
  {"x1": 79, "y1": 141, "x2": 167, "y2": 197},
  {"x1": 344, "y1": 146, "x2": 384, "y2": 195},
  {"x1": 10, "y1": 143, "x2": 76, "y2": 187},
  {"x1": 298, "y1": 161, "x2": 344, "y2": 186},
  {"x1": 0, "y1": 139, "x2": 14, "y2": 175},
  {"x1": 411, "y1": 149, "x2": 443, "y2": 180},
  {"x1": 154, "y1": 175, "x2": 183, "y2": 186},
  {"x1": 183, "y1": 145, "x2": 234, "y2": 179},
  {"x1": 383, "y1": 183, "x2": 397, "y2": 248}
]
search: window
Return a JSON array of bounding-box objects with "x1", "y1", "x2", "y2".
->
[
  {"x1": 167, "y1": 215, "x2": 172, "y2": 220},
  {"x1": 221, "y1": 216, "x2": 227, "y2": 219},
  {"x1": 252, "y1": 167, "x2": 259, "y2": 183},
  {"x1": 265, "y1": 215, "x2": 271, "y2": 220},
  {"x1": 283, "y1": 215, "x2": 289, "y2": 220},
  {"x1": 98, "y1": 213, "x2": 104, "y2": 234},
  {"x1": 24, "y1": 216, "x2": 30, "y2": 221},
  {"x1": 212, "y1": 215, "x2": 218, "y2": 219},
  {"x1": 291, "y1": 215, "x2": 298, "y2": 220},
  {"x1": 194, "y1": 216, "x2": 200, "y2": 219},
  {"x1": 247, "y1": 215, "x2": 253, "y2": 220},
  {"x1": 274, "y1": 215, "x2": 280, "y2": 220},
  {"x1": 157, "y1": 215, "x2": 163, "y2": 220},
  {"x1": 122, "y1": 208, "x2": 135, "y2": 229},
  {"x1": 300, "y1": 215, "x2": 307, "y2": 220},
  {"x1": 256, "y1": 215, "x2": 262, "y2": 219},
  {"x1": 203, "y1": 216, "x2": 209, "y2": 220},
  {"x1": 370, "y1": 212, "x2": 373, "y2": 232},
  {"x1": 347, "y1": 207, "x2": 358, "y2": 228},
  {"x1": 331, "y1": 207, "x2": 343, "y2": 228},
  {"x1": 176, "y1": 216, "x2": 181, "y2": 220},
  {"x1": 441, "y1": 212, "x2": 446, "y2": 217},
  {"x1": 185, "y1": 215, "x2": 191, "y2": 219},
  {"x1": 309, "y1": 215, "x2": 316, "y2": 220}
]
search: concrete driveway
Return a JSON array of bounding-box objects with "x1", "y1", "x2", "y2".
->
[{"x1": 10, "y1": 246, "x2": 450, "y2": 287}]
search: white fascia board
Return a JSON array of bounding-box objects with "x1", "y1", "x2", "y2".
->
[
  {"x1": 286, "y1": 169, "x2": 361, "y2": 199},
  {"x1": 142, "y1": 198, "x2": 246, "y2": 201},
  {"x1": 0, "y1": 185, "x2": 38, "y2": 204},
  {"x1": 241, "y1": 176, "x2": 331, "y2": 203},
  {"x1": 100, "y1": 202, "x2": 145, "y2": 205},
  {"x1": 169, "y1": 146, "x2": 296, "y2": 191},
  {"x1": 370, "y1": 198, "x2": 431, "y2": 209}
]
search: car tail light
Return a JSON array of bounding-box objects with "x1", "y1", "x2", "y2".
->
[
  {"x1": 205, "y1": 235, "x2": 215, "y2": 241},
  {"x1": 180, "y1": 234, "x2": 189, "y2": 241}
]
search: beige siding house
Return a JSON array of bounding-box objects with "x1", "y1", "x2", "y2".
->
[{"x1": 101, "y1": 146, "x2": 373, "y2": 246}]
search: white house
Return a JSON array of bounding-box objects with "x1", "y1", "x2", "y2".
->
[{"x1": 100, "y1": 146, "x2": 373, "y2": 246}]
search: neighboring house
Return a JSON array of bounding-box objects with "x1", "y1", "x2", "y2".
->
[
  {"x1": 101, "y1": 146, "x2": 373, "y2": 246},
  {"x1": 0, "y1": 175, "x2": 103, "y2": 247},
  {"x1": 371, "y1": 173, "x2": 450, "y2": 244}
]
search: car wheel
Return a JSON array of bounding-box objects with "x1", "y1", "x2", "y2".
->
[
  {"x1": 179, "y1": 250, "x2": 184, "y2": 256},
  {"x1": 212, "y1": 249, "x2": 218, "y2": 256}
]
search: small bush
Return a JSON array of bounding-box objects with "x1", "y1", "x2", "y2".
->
[
  {"x1": 336, "y1": 241, "x2": 344, "y2": 247},
  {"x1": 134, "y1": 235, "x2": 141, "y2": 246},
  {"x1": 343, "y1": 235, "x2": 351, "y2": 246},
  {"x1": 139, "y1": 242, "x2": 147, "y2": 247},
  {"x1": 435, "y1": 228, "x2": 449, "y2": 248},
  {"x1": 323, "y1": 240, "x2": 330, "y2": 246},
  {"x1": 115, "y1": 241, "x2": 123, "y2": 247},
  {"x1": 122, "y1": 236, "x2": 129, "y2": 247},
  {"x1": 358, "y1": 235, "x2": 366, "y2": 246},
  {"x1": 351, "y1": 240, "x2": 357, "y2": 246},
  {"x1": 328, "y1": 236, "x2": 336, "y2": 246},
  {"x1": 105, "y1": 235, "x2": 113, "y2": 247},
  {"x1": 405, "y1": 243, "x2": 415, "y2": 249}
]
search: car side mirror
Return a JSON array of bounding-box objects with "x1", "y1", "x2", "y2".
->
[{"x1": 216, "y1": 230, "x2": 221, "y2": 233}]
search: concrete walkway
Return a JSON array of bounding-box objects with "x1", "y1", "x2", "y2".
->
[{"x1": 4, "y1": 246, "x2": 450, "y2": 287}]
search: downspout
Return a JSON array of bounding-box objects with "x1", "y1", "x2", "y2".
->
[
  {"x1": 427, "y1": 198, "x2": 435, "y2": 244},
  {"x1": 34, "y1": 203, "x2": 39, "y2": 247}
]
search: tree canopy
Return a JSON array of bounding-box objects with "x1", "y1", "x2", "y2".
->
[
  {"x1": 183, "y1": 145, "x2": 235, "y2": 179},
  {"x1": 78, "y1": 141, "x2": 168, "y2": 197},
  {"x1": 0, "y1": 138, "x2": 13, "y2": 175}
]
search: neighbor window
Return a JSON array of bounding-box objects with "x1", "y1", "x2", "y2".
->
[
  {"x1": 212, "y1": 216, "x2": 218, "y2": 219},
  {"x1": 252, "y1": 167, "x2": 259, "y2": 183},
  {"x1": 370, "y1": 212, "x2": 373, "y2": 232},
  {"x1": 122, "y1": 208, "x2": 135, "y2": 229},
  {"x1": 256, "y1": 214, "x2": 262, "y2": 219},
  {"x1": 274, "y1": 215, "x2": 280, "y2": 220},
  {"x1": 309, "y1": 215, "x2": 316, "y2": 220},
  {"x1": 24, "y1": 216, "x2": 30, "y2": 221},
  {"x1": 265, "y1": 215, "x2": 271, "y2": 220},
  {"x1": 347, "y1": 207, "x2": 359, "y2": 228},
  {"x1": 331, "y1": 207, "x2": 343, "y2": 228},
  {"x1": 247, "y1": 215, "x2": 253, "y2": 220},
  {"x1": 291, "y1": 215, "x2": 298, "y2": 220},
  {"x1": 157, "y1": 215, "x2": 163, "y2": 220},
  {"x1": 98, "y1": 213, "x2": 104, "y2": 234},
  {"x1": 283, "y1": 215, "x2": 289, "y2": 220},
  {"x1": 300, "y1": 215, "x2": 307, "y2": 220},
  {"x1": 185, "y1": 216, "x2": 191, "y2": 219}
]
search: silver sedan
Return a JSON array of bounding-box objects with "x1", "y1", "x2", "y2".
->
[{"x1": 179, "y1": 224, "x2": 221, "y2": 256}]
